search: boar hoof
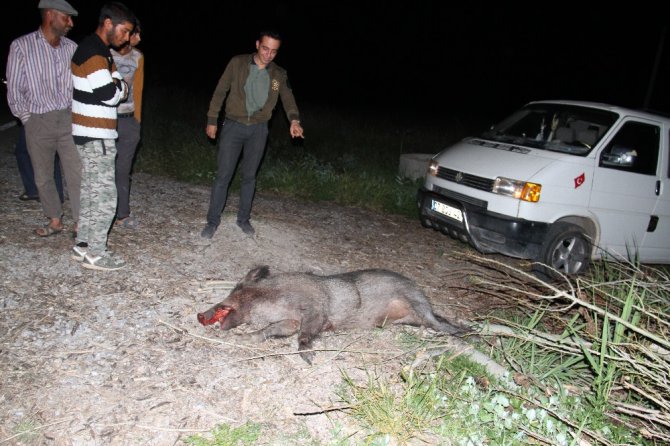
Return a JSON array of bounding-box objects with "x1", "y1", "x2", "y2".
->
[{"x1": 299, "y1": 350, "x2": 315, "y2": 364}]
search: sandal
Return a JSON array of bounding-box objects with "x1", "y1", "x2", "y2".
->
[{"x1": 35, "y1": 224, "x2": 63, "y2": 237}]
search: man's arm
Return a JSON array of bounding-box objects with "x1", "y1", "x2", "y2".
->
[
  {"x1": 6, "y1": 42, "x2": 30, "y2": 123},
  {"x1": 206, "y1": 58, "x2": 236, "y2": 128},
  {"x1": 73, "y1": 55, "x2": 128, "y2": 106},
  {"x1": 110, "y1": 61, "x2": 129, "y2": 104},
  {"x1": 133, "y1": 52, "x2": 144, "y2": 122},
  {"x1": 278, "y1": 74, "x2": 304, "y2": 138}
]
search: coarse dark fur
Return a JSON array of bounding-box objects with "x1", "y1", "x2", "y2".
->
[{"x1": 197, "y1": 266, "x2": 467, "y2": 363}]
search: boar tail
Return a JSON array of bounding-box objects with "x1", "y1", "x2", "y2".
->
[{"x1": 434, "y1": 314, "x2": 474, "y2": 336}]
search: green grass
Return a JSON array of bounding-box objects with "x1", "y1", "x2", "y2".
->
[
  {"x1": 184, "y1": 421, "x2": 260, "y2": 446},
  {"x1": 338, "y1": 368, "x2": 443, "y2": 444},
  {"x1": 133, "y1": 85, "x2": 477, "y2": 217},
  {"x1": 335, "y1": 352, "x2": 647, "y2": 446},
  {"x1": 477, "y1": 259, "x2": 669, "y2": 445},
  {"x1": 484, "y1": 308, "x2": 595, "y2": 385},
  {"x1": 9, "y1": 419, "x2": 42, "y2": 445}
]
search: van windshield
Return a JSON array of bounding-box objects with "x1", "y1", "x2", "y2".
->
[{"x1": 481, "y1": 104, "x2": 619, "y2": 155}]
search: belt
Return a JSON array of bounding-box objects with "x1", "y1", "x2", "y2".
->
[{"x1": 118, "y1": 112, "x2": 134, "y2": 118}]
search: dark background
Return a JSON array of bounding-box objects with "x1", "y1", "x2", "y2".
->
[{"x1": 3, "y1": 1, "x2": 669, "y2": 121}]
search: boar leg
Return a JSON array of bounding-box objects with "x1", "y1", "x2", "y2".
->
[
  {"x1": 386, "y1": 299, "x2": 465, "y2": 335},
  {"x1": 238, "y1": 319, "x2": 300, "y2": 343},
  {"x1": 297, "y1": 312, "x2": 328, "y2": 365}
]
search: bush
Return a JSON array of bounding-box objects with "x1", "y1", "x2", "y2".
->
[{"x1": 134, "y1": 85, "x2": 478, "y2": 217}]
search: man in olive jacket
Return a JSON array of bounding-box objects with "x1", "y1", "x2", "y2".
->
[{"x1": 202, "y1": 30, "x2": 305, "y2": 238}]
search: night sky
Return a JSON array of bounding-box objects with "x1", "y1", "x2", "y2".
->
[{"x1": 3, "y1": 1, "x2": 669, "y2": 121}]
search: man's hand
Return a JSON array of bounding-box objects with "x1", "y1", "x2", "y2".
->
[
  {"x1": 290, "y1": 120, "x2": 304, "y2": 138},
  {"x1": 206, "y1": 124, "x2": 218, "y2": 139},
  {"x1": 116, "y1": 78, "x2": 129, "y2": 101}
]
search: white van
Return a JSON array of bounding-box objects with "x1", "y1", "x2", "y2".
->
[{"x1": 418, "y1": 100, "x2": 670, "y2": 275}]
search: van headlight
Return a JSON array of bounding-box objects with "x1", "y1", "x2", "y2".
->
[
  {"x1": 428, "y1": 160, "x2": 439, "y2": 176},
  {"x1": 493, "y1": 177, "x2": 541, "y2": 202}
]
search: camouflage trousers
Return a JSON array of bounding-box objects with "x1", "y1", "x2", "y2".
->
[{"x1": 76, "y1": 139, "x2": 117, "y2": 256}]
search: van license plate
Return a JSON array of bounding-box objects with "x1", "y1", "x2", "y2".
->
[{"x1": 431, "y1": 200, "x2": 463, "y2": 222}]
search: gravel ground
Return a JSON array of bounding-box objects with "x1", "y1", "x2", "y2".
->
[{"x1": 0, "y1": 122, "x2": 512, "y2": 445}]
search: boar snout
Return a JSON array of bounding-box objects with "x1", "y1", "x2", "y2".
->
[{"x1": 197, "y1": 305, "x2": 233, "y2": 326}]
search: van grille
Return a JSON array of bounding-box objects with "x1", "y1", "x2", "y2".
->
[
  {"x1": 436, "y1": 167, "x2": 494, "y2": 192},
  {"x1": 433, "y1": 186, "x2": 487, "y2": 209}
]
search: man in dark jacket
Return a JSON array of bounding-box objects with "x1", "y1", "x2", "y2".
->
[{"x1": 202, "y1": 30, "x2": 305, "y2": 239}]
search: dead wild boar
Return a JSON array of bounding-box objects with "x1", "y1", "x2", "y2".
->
[{"x1": 197, "y1": 266, "x2": 467, "y2": 363}]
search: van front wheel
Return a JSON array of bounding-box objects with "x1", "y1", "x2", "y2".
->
[{"x1": 536, "y1": 223, "x2": 591, "y2": 277}]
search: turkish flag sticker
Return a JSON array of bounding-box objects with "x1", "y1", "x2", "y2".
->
[{"x1": 574, "y1": 172, "x2": 585, "y2": 188}]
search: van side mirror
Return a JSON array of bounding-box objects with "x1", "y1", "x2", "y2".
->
[{"x1": 601, "y1": 145, "x2": 636, "y2": 167}]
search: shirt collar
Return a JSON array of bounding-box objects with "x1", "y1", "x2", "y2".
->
[
  {"x1": 249, "y1": 53, "x2": 273, "y2": 70},
  {"x1": 36, "y1": 26, "x2": 66, "y2": 49}
]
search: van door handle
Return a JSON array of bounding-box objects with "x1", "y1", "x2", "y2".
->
[
  {"x1": 656, "y1": 180, "x2": 661, "y2": 196},
  {"x1": 647, "y1": 215, "x2": 659, "y2": 232}
]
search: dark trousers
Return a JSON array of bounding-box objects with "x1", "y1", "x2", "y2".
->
[
  {"x1": 206, "y1": 119, "x2": 269, "y2": 227},
  {"x1": 15, "y1": 124, "x2": 64, "y2": 201},
  {"x1": 115, "y1": 116, "x2": 141, "y2": 219}
]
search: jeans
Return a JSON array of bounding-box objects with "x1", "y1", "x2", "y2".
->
[{"x1": 206, "y1": 119, "x2": 269, "y2": 227}]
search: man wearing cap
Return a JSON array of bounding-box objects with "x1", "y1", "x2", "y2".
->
[{"x1": 6, "y1": 0, "x2": 82, "y2": 238}]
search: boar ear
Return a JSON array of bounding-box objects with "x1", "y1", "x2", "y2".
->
[{"x1": 244, "y1": 265, "x2": 271, "y2": 283}]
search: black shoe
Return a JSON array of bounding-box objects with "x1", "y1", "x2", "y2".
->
[
  {"x1": 236, "y1": 220, "x2": 255, "y2": 235},
  {"x1": 19, "y1": 192, "x2": 39, "y2": 201},
  {"x1": 200, "y1": 223, "x2": 217, "y2": 239}
]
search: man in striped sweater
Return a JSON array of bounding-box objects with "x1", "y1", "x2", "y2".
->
[{"x1": 71, "y1": 2, "x2": 136, "y2": 271}]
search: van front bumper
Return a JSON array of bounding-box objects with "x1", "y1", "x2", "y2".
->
[{"x1": 418, "y1": 187, "x2": 549, "y2": 260}]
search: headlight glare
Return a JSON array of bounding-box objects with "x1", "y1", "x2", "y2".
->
[
  {"x1": 493, "y1": 177, "x2": 541, "y2": 202},
  {"x1": 429, "y1": 160, "x2": 439, "y2": 176},
  {"x1": 521, "y1": 183, "x2": 542, "y2": 202}
]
